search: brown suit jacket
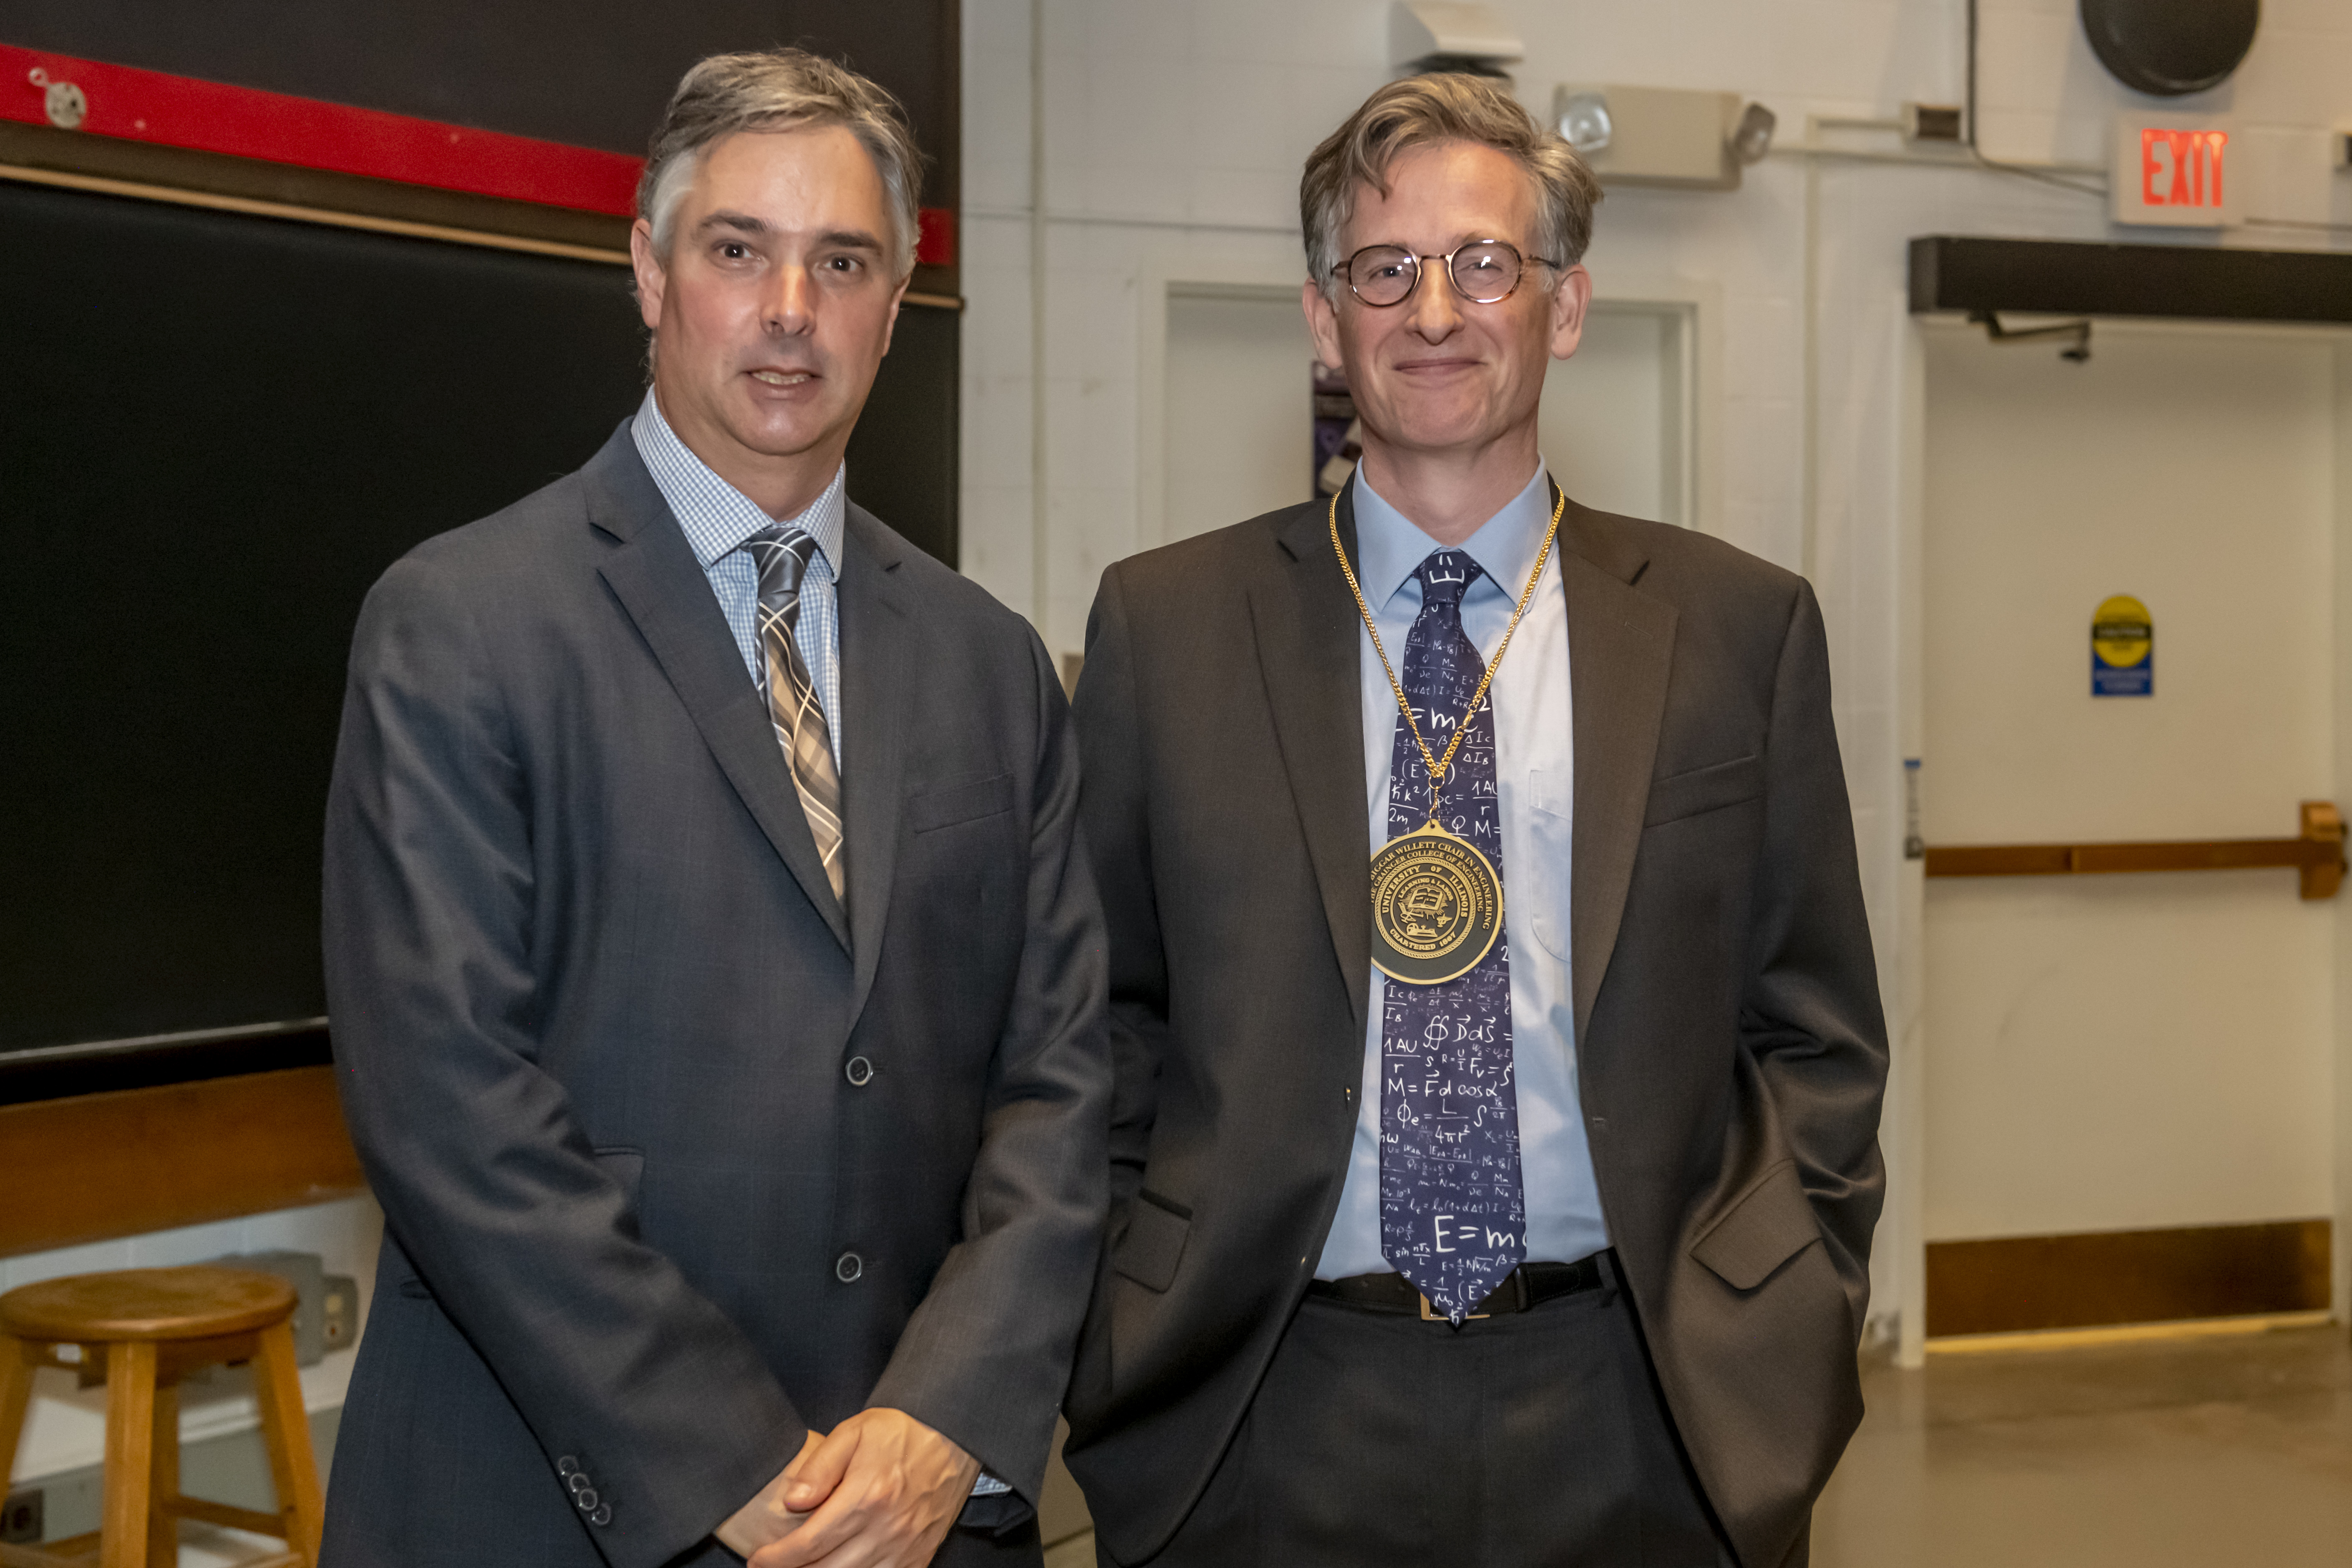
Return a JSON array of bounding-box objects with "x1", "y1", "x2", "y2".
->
[{"x1": 1060, "y1": 487, "x2": 1887, "y2": 1568}]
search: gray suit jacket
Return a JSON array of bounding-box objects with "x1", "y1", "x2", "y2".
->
[
  {"x1": 319, "y1": 423, "x2": 1109, "y2": 1568},
  {"x1": 1061, "y1": 489, "x2": 1887, "y2": 1568}
]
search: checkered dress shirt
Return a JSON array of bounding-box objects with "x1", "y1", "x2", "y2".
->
[{"x1": 631, "y1": 389, "x2": 845, "y2": 768}]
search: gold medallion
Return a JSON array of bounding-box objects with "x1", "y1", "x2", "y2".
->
[
  {"x1": 1329, "y1": 480, "x2": 1565, "y2": 988},
  {"x1": 1369, "y1": 822, "x2": 1504, "y2": 985}
]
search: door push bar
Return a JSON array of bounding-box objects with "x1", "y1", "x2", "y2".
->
[{"x1": 1923, "y1": 801, "x2": 2347, "y2": 901}]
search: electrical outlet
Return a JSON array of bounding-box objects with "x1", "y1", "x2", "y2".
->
[
  {"x1": 320, "y1": 1273, "x2": 360, "y2": 1352},
  {"x1": 1904, "y1": 103, "x2": 1965, "y2": 143},
  {"x1": 3, "y1": 1488, "x2": 44, "y2": 1544}
]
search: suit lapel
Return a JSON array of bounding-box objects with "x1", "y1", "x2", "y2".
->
[
  {"x1": 836, "y1": 506, "x2": 912, "y2": 1028},
  {"x1": 585, "y1": 429, "x2": 852, "y2": 955},
  {"x1": 1250, "y1": 494, "x2": 1371, "y2": 1033},
  {"x1": 1561, "y1": 500, "x2": 1676, "y2": 1042}
]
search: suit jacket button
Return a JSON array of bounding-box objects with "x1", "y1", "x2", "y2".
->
[
  {"x1": 557, "y1": 1456, "x2": 580, "y2": 1477},
  {"x1": 835, "y1": 1251, "x2": 864, "y2": 1283},
  {"x1": 845, "y1": 1056, "x2": 874, "y2": 1086},
  {"x1": 573, "y1": 1487, "x2": 599, "y2": 1511},
  {"x1": 589, "y1": 1503, "x2": 612, "y2": 1527}
]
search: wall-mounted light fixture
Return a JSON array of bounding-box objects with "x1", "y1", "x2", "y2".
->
[
  {"x1": 1556, "y1": 90, "x2": 1612, "y2": 154},
  {"x1": 1552, "y1": 84, "x2": 1776, "y2": 191}
]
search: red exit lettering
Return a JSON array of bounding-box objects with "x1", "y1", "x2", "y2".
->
[{"x1": 2141, "y1": 128, "x2": 2228, "y2": 209}]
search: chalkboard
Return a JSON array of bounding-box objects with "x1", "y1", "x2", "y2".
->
[{"x1": 0, "y1": 179, "x2": 957, "y2": 1085}]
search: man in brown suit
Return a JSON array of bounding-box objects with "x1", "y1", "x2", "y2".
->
[{"x1": 1061, "y1": 73, "x2": 1886, "y2": 1567}]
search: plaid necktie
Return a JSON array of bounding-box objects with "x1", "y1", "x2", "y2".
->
[
  {"x1": 746, "y1": 527, "x2": 845, "y2": 906},
  {"x1": 1379, "y1": 549, "x2": 1526, "y2": 1322}
]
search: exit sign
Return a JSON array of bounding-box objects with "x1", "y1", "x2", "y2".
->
[{"x1": 2113, "y1": 114, "x2": 2239, "y2": 227}]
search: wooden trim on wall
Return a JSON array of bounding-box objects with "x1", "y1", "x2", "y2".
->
[
  {"x1": 0, "y1": 118, "x2": 632, "y2": 251},
  {"x1": 0, "y1": 146, "x2": 965, "y2": 310},
  {"x1": 1925, "y1": 1219, "x2": 2332, "y2": 1337},
  {"x1": 0, "y1": 117, "x2": 963, "y2": 301},
  {"x1": 0, "y1": 159, "x2": 633, "y2": 265},
  {"x1": 0, "y1": 1067, "x2": 367, "y2": 1259}
]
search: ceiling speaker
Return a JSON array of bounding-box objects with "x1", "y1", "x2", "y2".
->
[{"x1": 2079, "y1": 0, "x2": 2259, "y2": 97}]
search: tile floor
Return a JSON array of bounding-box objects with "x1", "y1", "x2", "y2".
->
[
  {"x1": 1044, "y1": 1322, "x2": 2352, "y2": 1567},
  {"x1": 1815, "y1": 1324, "x2": 2352, "y2": 1566}
]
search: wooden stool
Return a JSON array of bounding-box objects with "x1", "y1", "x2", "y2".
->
[{"x1": 0, "y1": 1266, "x2": 324, "y2": 1568}]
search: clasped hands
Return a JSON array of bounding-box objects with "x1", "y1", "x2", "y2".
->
[{"x1": 716, "y1": 1408, "x2": 981, "y2": 1568}]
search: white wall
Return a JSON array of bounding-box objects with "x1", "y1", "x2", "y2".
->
[{"x1": 960, "y1": 0, "x2": 2352, "y2": 1350}]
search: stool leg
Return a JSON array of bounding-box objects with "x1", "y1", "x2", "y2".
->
[
  {"x1": 100, "y1": 1341, "x2": 156, "y2": 1568},
  {"x1": 147, "y1": 1380, "x2": 179, "y2": 1568},
  {"x1": 0, "y1": 1335, "x2": 34, "y2": 1502},
  {"x1": 251, "y1": 1322, "x2": 322, "y2": 1565}
]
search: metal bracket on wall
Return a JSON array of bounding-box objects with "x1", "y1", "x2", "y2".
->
[{"x1": 1968, "y1": 309, "x2": 2091, "y2": 362}]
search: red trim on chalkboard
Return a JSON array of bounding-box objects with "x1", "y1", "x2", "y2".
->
[
  {"x1": 4, "y1": 42, "x2": 957, "y2": 260},
  {"x1": 3, "y1": 41, "x2": 641, "y2": 213},
  {"x1": 915, "y1": 206, "x2": 955, "y2": 268}
]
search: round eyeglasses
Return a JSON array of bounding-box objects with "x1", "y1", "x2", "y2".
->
[{"x1": 1336, "y1": 240, "x2": 1560, "y2": 308}]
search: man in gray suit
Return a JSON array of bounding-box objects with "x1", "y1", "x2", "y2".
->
[
  {"x1": 1064, "y1": 74, "x2": 1885, "y2": 1567},
  {"x1": 321, "y1": 50, "x2": 1106, "y2": 1568}
]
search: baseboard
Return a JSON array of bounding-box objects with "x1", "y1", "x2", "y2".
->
[
  {"x1": 1924, "y1": 1309, "x2": 2334, "y2": 1355},
  {"x1": 1925, "y1": 1219, "x2": 2332, "y2": 1337}
]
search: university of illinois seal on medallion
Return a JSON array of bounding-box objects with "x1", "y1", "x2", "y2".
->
[{"x1": 1369, "y1": 822, "x2": 1504, "y2": 985}]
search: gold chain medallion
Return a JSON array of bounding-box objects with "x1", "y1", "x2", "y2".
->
[
  {"x1": 1369, "y1": 821, "x2": 1505, "y2": 984},
  {"x1": 1330, "y1": 481, "x2": 1565, "y2": 986}
]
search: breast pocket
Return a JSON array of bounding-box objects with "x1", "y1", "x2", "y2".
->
[
  {"x1": 907, "y1": 771, "x2": 1015, "y2": 834},
  {"x1": 901, "y1": 773, "x2": 1021, "y2": 978},
  {"x1": 1525, "y1": 767, "x2": 1573, "y2": 962},
  {"x1": 1643, "y1": 753, "x2": 1762, "y2": 829}
]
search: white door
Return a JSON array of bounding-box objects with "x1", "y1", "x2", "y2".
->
[
  {"x1": 1540, "y1": 302, "x2": 1691, "y2": 525},
  {"x1": 1161, "y1": 288, "x2": 1317, "y2": 544},
  {"x1": 1920, "y1": 322, "x2": 2339, "y2": 1280}
]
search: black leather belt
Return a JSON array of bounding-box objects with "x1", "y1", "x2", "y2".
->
[{"x1": 1307, "y1": 1252, "x2": 1610, "y2": 1320}]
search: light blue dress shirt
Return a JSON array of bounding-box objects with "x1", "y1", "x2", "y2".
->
[
  {"x1": 630, "y1": 389, "x2": 847, "y2": 768},
  {"x1": 1314, "y1": 463, "x2": 1612, "y2": 1279}
]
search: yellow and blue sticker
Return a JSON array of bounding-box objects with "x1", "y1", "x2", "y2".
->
[{"x1": 2091, "y1": 594, "x2": 2152, "y2": 697}]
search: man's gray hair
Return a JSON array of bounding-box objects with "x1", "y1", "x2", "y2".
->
[
  {"x1": 1300, "y1": 73, "x2": 1601, "y2": 297},
  {"x1": 639, "y1": 48, "x2": 925, "y2": 278}
]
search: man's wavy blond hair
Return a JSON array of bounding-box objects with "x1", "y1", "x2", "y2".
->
[{"x1": 1300, "y1": 74, "x2": 1601, "y2": 297}]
